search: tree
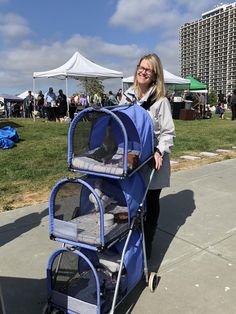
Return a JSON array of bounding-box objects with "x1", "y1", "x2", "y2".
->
[
  {"x1": 78, "y1": 79, "x2": 104, "y2": 97},
  {"x1": 208, "y1": 89, "x2": 217, "y2": 106}
]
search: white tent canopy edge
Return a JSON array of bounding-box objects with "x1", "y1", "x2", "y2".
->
[{"x1": 33, "y1": 51, "x2": 123, "y2": 113}]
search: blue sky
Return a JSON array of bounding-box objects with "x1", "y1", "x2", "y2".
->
[{"x1": 0, "y1": 0, "x2": 229, "y2": 96}]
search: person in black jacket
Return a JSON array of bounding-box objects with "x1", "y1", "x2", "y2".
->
[
  {"x1": 56, "y1": 89, "x2": 67, "y2": 121},
  {"x1": 23, "y1": 91, "x2": 34, "y2": 118},
  {"x1": 230, "y1": 89, "x2": 236, "y2": 120}
]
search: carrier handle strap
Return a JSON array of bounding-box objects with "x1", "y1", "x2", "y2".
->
[{"x1": 140, "y1": 94, "x2": 156, "y2": 110}]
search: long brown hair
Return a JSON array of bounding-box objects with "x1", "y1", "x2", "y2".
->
[{"x1": 134, "y1": 53, "x2": 165, "y2": 100}]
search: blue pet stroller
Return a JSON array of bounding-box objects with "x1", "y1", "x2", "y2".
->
[{"x1": 44, "y1": 104, "x2": 158, "y2": 314}]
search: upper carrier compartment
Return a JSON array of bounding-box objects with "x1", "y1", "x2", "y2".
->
[{"x1": 68, "y1": 104, "x2": 154, "y2": 178}]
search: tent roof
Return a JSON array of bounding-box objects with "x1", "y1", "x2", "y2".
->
[
  {"x1": 123, "y1": 70, "x2": 190, "y2": 85},
  {"x1": 33, "y1": 51, "x2": 123, "y2": 80},
  {"x1": 17, "y1": 90, "x2": 38, "y2": 99},
  {"x1": 0, "y1": 94, "x2": 23, "y2": 102},
  {"x1": 185, "y1": 76, "x2": 207, "y2": 90},
  {"x1": 164, "y1": 70, "x2": 190, "y2": 84}
]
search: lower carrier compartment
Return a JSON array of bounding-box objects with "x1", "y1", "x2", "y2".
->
[{"x1": 45, "y1": 230, "x2": 143, "y2": 314}]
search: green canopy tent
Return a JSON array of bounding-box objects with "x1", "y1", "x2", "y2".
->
[
  {"x1": 183, "y1": 76, "x2": 209, "y2": 119},
  {"x1": 185, "y1": 76, "x2": 207, "y2": 91}
]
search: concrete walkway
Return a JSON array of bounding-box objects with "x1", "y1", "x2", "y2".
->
[{"x1": 0, "y1": 158, "x2": 236, "y2": 314}]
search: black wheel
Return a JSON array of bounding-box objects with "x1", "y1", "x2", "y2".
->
[{"x1": 148, "y1": 272, "x2": 158, "y2": 292}]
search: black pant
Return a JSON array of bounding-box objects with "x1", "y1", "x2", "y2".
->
[
  {"x1": 146, "y1": 189, "x2": 162, "y2": 228},
  {"x1": 231, "y1": 104, "x2": 236, "y2": 120},
  {"x1": 144, "y1": 189, "x2": 162, "y2": 258},
  {"x1": 46, "y1": 107, "x2": 56, "y2": 121}
]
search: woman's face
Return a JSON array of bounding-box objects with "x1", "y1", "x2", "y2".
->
[{"x1": 136, "y1": 59, "x2": 154, "y2": 89}]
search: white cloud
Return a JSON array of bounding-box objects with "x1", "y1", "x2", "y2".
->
[
  {"x1": 110, "y1": 0, "x2": 222, "y2": 32},
  {"x1": 0, "y1": 13, "x2": 32, "y2": 40},
  {"x1": 109, "y1": 0, "x2": 222, "y2": 75},
  {"x1": 154, "y1": 38, "x2": 181, "y2": 75},
  {"x1": 0, "y1": 34, "x2": 145, "y2": 94},
  {"x1": 0, "y1": 1, "x2": 224, "y2": 94},
  {"x1": 110, "y1": 0, "x2": 171, "y2": 32}
]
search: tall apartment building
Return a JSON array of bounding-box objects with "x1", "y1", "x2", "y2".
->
[{"x1": 180, "y1": 2, "x2": 236, "y2": 95}]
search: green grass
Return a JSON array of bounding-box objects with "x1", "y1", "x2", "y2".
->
[
  {"x1": 0, "y1": 119, "x2": 70, "y2": 210},
  {"x1": 0, "y1": 111, "x2": 235, "y2": 210},
  {"x1": 172, "y1": 111, "x2": 236, "y2": 157}
]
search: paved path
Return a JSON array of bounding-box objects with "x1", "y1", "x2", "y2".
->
[{"x1": 0, "y1": 158, "x2": 236, "y2": 314}]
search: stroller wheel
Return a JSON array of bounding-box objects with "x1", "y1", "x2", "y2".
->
[{"x1": 148, "y1": 272, "x2": 158, "y2": 292}]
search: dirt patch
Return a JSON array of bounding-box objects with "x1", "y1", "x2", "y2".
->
[
  {"x1": 1, "y1": 189, "x2": 51, "y2": 211},
  {"x1": 18, "y1": 190, "x2": 51, "y2": 207}
]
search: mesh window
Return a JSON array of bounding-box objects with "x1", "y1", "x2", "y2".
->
[
  {"x1": 51, "y1": 251, "x2": 97, "y2": 305},
  {"x1": 70, "y1": 111, "x2": 141, "y2": 175},
  {"x1": 51, "y1": 177, "x2": 129, "y2": 246},
  {"x1": 50, "y1": 250, "x2": 128, "y2": 312},
  {"x1": 53, "y1": 180, "x2": 84, "y2": 222},
  {"x1": 72, "y1": 111, "x2": 121, "y2": 162}
]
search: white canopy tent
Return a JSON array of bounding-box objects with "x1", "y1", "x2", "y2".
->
[
  {"x1": 33, "y1": 51, "x2": 123, "y2": 80},
  {"x1": 33, "y1": 51, "x2": 123, "y2": 110},
  {"x1": 17, "y1": 90, "x2": 38, "y2": 99}
]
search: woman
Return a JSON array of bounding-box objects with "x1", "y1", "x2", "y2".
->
[{"x1": 119, "y1": 53, "x2": 175, "y2": 259}]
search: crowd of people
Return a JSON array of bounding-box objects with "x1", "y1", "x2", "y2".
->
[
  {"x1": 1, "y1": 85, "x2": 236, "y2": 122},
  {"x1": 0, "y1": 88, "x2": 124, "y2": 121}
]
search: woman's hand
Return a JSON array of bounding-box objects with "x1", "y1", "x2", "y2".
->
[{"x1": 154, "y1": 151, "x2": 163, "y2": 170}]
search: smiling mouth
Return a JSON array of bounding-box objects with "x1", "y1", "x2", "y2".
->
[{"x1": 138, "y1": 74, "x2": 149, "y2": 79}]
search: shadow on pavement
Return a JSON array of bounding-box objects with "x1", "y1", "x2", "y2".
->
[
  {"x1": 117, "y1": 189, "x2": 196, "y2": 313},
  {"x1": 0, "y1": 208, "x2": 48, "y2": 247},
  {"x1": 149, "y1": 189, "x2": 196, "y2": 272},
  {"x1": 0, "y1": 276, "x2": 47, "y2": 314},
  {"x1": 0, "y1": 190, "x2": 195, "y2": 314}
]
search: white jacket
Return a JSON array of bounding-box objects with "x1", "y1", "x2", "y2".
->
[{"x1": 120, "y1": 86, "x2": 176, "y2": 189}]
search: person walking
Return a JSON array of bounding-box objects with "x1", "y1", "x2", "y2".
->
[
  {"x1": 36, "y1": 90, "x2": 45, "y2": 118},
  {"x1": 115, "y1": 88, "x2": 122, "y2": 103},
  {"x1": 44, "y1": 87, "x2": 57, "y2": 121},
  {"x1": 230, "y1": 89, "x2": 236, "y2": 120},
  {"x1": 23, "y1": 91, "x2": 34, "y2": 118},
  {"x1": 56, "y1": 89, "x2": 67, "y2": 121},
  {"x1": 119, "y1": 53, "x2": 175, "y2": 259},
  {"x1": 108, "y1": 91, "x2": 118, "y2": 106}
]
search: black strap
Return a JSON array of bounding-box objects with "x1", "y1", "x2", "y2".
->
[{"x1": 140, "y1": 95, "x2": 156, "y2": 110}]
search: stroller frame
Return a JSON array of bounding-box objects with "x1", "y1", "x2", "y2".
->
[
  {"x1": 45, "y1": 170, "x2": 157, "y2": 314},
  {"x1": 45, "y1": 105, "x2": 158, "y2": 314}
]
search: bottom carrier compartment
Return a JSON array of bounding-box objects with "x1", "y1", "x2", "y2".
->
[
  {"x1": 49, "y1": 174, "x2": 145, "y2": 248},
  {"x1": 46, "y1": 231, "x2": 143, "y2": 314}
]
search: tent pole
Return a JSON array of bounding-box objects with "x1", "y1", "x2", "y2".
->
[
  {"x1": 65, "y1": 76, "x2": 69, "y2": 117},
  {"x1": 33, "y1": 77, "x2": 36, "y2": 122},
  {"x1": 85, "y1": 78, "x2": 88, "y2": 106}
]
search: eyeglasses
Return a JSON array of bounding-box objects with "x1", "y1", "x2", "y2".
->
[{"x1": 137, "y1": 65, "x2": 153, "y2": 75}]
